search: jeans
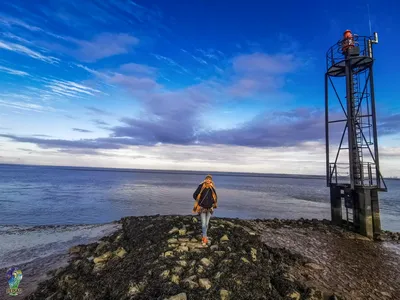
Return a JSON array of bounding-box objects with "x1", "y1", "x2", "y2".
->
[{"x1": 200, "y1": 211, "x2": 212, "y2": 237}]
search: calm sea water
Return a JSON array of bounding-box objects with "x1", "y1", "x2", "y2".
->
[{"x1": 0, "y1": 164, "x2": 399, "y2": 269}]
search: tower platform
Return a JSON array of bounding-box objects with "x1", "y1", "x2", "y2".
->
[
  {"x1": 326, "y1": 35, "x2": 374, "y2": 77},
  {"x1": 327, "y1": 55, "x2": 373, "y2": 77}
]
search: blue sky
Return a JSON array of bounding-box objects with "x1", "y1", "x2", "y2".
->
[{"x1": 0, "y1": 0, "x2": 399, "y2": 175}]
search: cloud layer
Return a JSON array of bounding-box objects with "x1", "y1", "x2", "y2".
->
[{"x1": 0, "y1": 0, "x2": 398, "y2": 176}]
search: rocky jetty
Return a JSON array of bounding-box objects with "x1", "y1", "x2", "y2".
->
[{"x1": 25, "y1": 215, "x2": 342, "y2": 300}]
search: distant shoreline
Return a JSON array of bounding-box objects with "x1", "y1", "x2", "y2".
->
[
  {"x1": 2, "y1": 163, "x2": 399, "y2": 181},
  {"x1": 0, "y1": 162, "x2": 341, "y2": 180}
]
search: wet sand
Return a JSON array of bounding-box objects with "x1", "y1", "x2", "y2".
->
[
  {"x1": 0, "y1": 254, "x2": 69, "y2": 300},
  {"x1": 249, "y1": 219, "x2": 400, "y2": 300}
]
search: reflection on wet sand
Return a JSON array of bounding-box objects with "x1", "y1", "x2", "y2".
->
[{"x1": 252, "y1": 219, "x2": 400, "y2": 300}]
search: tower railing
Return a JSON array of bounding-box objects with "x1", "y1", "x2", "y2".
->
[
  {"x1": 329, "y1": 162, "x2": 387, "y2": 190},
  {"x1": 326, "y1": 35, "x2": 373, "y2": 73}
]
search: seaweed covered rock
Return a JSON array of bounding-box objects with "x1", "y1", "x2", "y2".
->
[{"x1": 26, "y1": 215, "x2": 325, "y2": 300}]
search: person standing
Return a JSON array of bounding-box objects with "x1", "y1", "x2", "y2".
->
[{"x1": 192, "y1": 175, "x2": 218, "y2": 246}]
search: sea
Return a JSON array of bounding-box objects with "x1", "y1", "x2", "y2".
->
[{"x1": 1, "y1": 164, "x2": 399, "y2": 272}]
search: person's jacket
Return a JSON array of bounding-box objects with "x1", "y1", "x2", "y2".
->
[{"x1": 193, "y1": 184, "x2": 217, "y2": 209}]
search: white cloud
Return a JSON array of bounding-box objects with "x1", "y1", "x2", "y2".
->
[
  {"x1": 45, "y1": 79, "x2": 103, "y2": 99},
  {"x1": 152, "y1": 54, "x2": 190, "y2": 75},
  {"x1": 0, "y1": 40, "x2": 59, "y2": 64},
  {"x1": 0, "y1": 99, "x2": 57, "y2": 113},
  {"x1": 0, "y1": 65, "x2": 29, "y2": 76}
]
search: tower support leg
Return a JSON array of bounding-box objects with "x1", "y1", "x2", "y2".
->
[
  {"x1": 371, "y1": 189, "x2": 381, "y2": 236},
  {"x1": 330, "y1": 186, "x2": 342, "y2": 225},
  {"x1": 354, "y1": 188, "x2": 380, "y2": 239}
]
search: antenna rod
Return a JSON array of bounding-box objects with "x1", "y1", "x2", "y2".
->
[{"x1": 367, "y1": 3, "x2": 372, "y2": 36}]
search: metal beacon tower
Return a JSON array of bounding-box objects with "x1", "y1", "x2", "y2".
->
[{"x1": 325, "y1": 30, "x2": 387, "y2": 239}]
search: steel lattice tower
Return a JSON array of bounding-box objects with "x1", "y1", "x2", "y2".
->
[{"x1": 325, "y1": 30, "x2": 387, "y2": 239}]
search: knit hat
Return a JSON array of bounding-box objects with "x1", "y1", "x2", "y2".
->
[{"x1": 205, "y1": 174, "x2": 213, "y2": 180}]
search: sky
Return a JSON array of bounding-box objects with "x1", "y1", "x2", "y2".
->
[{"x1": 0, "y1": 0, "x2": 400, "y2": 176}]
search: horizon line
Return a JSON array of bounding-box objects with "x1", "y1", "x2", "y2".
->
[{"x1": 0, "y1": 162, "x2": 326, "y2": 178}]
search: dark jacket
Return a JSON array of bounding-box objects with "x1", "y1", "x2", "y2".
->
[{"x1": 193, "y1": 184, "x2": 217, "y2": 209}]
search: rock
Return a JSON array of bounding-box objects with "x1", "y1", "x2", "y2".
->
[
  {"x1": 190, "y1": 238, "x2": 198, "y2": 243},
  {"x1": 179, "y1": 228, "x2": 187, "y2": 235},
  {"x1": 235, "y1": 279, "x2": 242, "y2": 285},
  {"x1": 304, "y1": 263, "x2": 324, "y2": 270},
  {"x1": 95, "y1": 241, "x2": 110, "y2": 255},
  {"x1": 128, "y1": 285, "x2": 140, "y2": 296},
  {"x1": 172, "y1": 266, "x2": 184, "y2": 275},
  {"x1": 220, "y1": 289, "x2": 230, "y2": 300},
  {"x1": 160, "y1": 270, "x2": 170, "y2": 279},
  {"x1": 73, "y1": 259, "x2": 82, "y2": 267},
  {"x1": 220, "y1": 235, "x2": 229, "y2": 242},
  {"x1": 306, "y1": 288, "x2": 323, "y2": 300},
  {"x1": 60, "y1": 274, "x2": 76, "y2": 287},
  {"x1": 250, "y1": 248, "x2": 257, "y2": 261},
  {"x1": 183, "y1": 276, "x2": 199, "y2": 289},
  {"x1": 225, "y1": 221, "x2": 235, "y2": 227},
  {"x1": 185, "y1": 275, "x2": 197, "y2": 281},
  {"x1": 214, "y1": 272, "x2": 222, "y2": 279},
  {"x1": 93, "y1": 251, "x2": 112, "y2": 264},
  {"x1": 210, "y1": 245, "x2": 219, "y2": 251},
  {"x1": 184, "y1": 280, "x2": 199, "y2": 289},
  {"x1": 164, "y1": 251, "x2": 174, "y2": 257},
  {"x1": 199, "y1": 278, "x2": 212, "y2": 290},
  {"x1": 288, "y1": 291, "x2": 301, "y2": 300},
  {"x1": 354, "y1": 234, "x2": 371, "y2": 241},
  {"x1": 177, "y1": 246, "x2": 189, "y2": 252},
  {"x1": 114, "y1": 233, "x2": 123, "y2": 242},
  {"x1": 168, "y1": 243, "x2": 179, "y2": 248},
  {"x1": 222, "y1": 259, "x2": 232, "y2": 264},
  {"x1": 69, "y1": 245, "x2": 82, "y2": 254},
  {"x1": 93, "y1": 262, "x2": 105, "y2": 273},
  {"x1": 178, "y1": 238, "x2": 190, "y2": 242},
  {"x1": 168, "y1": 293, "x2": 187, "y2": 300},
  {"x1": 192, "y1": 217, "x2": 198, "y2": 223},
  {"x1": 215, "y1": 251, "x2": 225, "y2": 257},
  {"x1": 241, "y1": 257, "x2": 250, "y2": 264},
  {"x1": 200, "y1": 258, "x2": 212, "y2": 267},
  {"x1": 127, "y1": 282, "x2": 146, "y2": 296},
  {"x1": 177, "y1": 260, "x2": 188, "y2": 267},
  {"x1": 168, "y1": 238, "x2": 178, "y2": 244},
  {"x1": 169, "y1": 227, "x2": 179, "y2": 234},
  {"x1": 197, "y1": 265, "x2": 205, "y2": 274},
  {"x1": 187, "y1": 242, "x2": 204, "y2": 249},
  {"x1": 171, "y1": 274, "x2": 180, "y2": 284},
  {"x1": 82, "y1": 251, "x2": 92, "y2": 258},
  {"x1": 114, "y1": 247, "x2": 127, "y2": 258}
]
